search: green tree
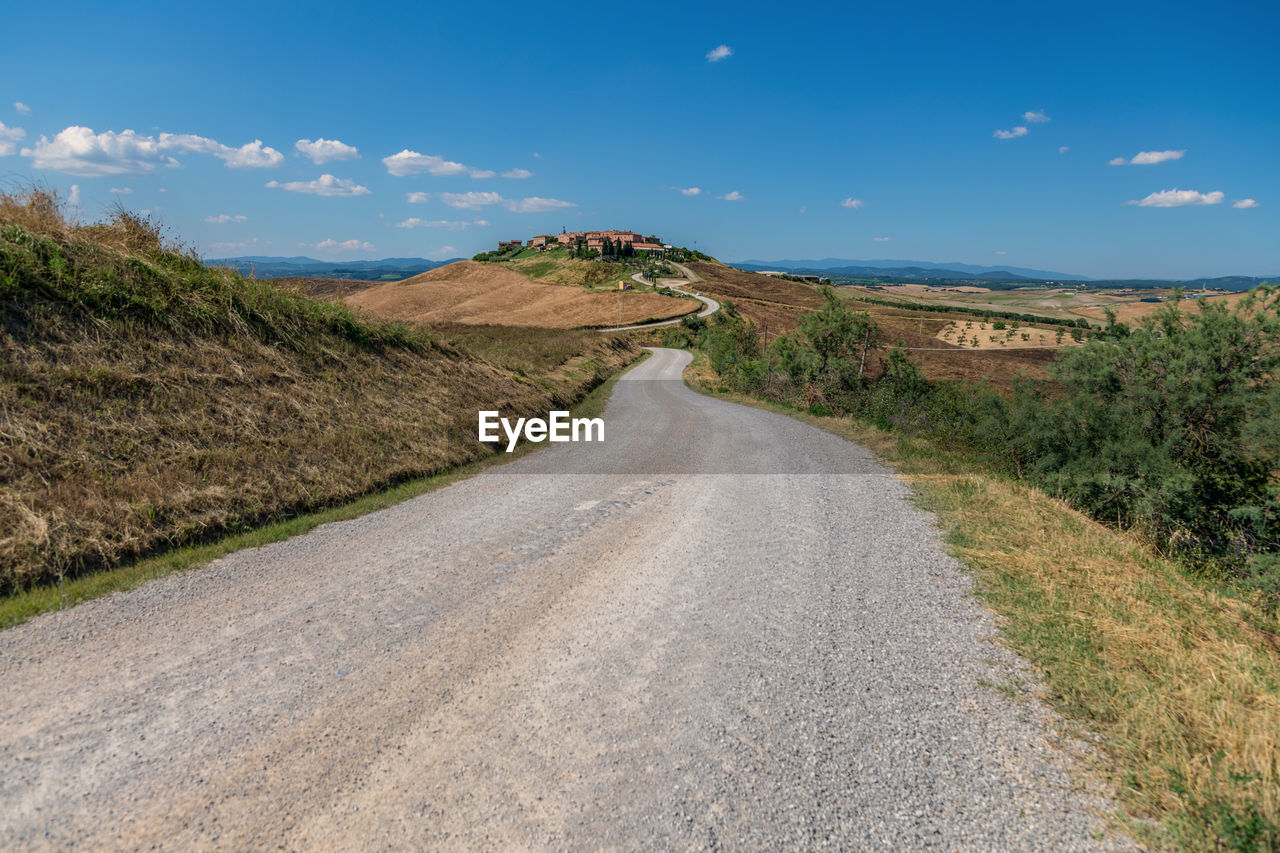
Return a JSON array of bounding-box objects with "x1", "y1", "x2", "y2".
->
[{"x1": 1013, "y1": 287, "x2": 1280, "y2": 574}]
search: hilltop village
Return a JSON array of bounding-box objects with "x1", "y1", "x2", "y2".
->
[{"x1": 496, "y1": 229, "x2": 670, "y2": 256}]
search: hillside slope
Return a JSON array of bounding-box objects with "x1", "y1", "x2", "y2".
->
[
  {"x1": 346, "y1": 260, "x2": 695, "y2": 328},
  {"x1": 0, "y1": 197, "x2": 637, "y2": 591}
]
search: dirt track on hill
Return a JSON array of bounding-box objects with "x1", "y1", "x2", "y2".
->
[
  {"x1": 0, "y1": 348, "x2": 1130, "y2": 850},
  {"x1": 345, "y1": 260, "x2": 695, "y2": 328}
]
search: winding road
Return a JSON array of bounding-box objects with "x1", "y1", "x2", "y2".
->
[
  {"x1": 0, "y1": 349, "x2": 1126, "y2": 850},
  {"x1": 598, "y1": 261, "x2": 719, "y2": 332}
]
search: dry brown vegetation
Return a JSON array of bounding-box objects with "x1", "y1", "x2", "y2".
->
[
  {"x1": 688, "y1": 262, "x2": 1058, "y2": 387},
  {"x1": 346, "y1": 260, "x2": 695, "y2": 328},
  {"x1": 271, "y1": 277, "x2": 385, "y2": 300},
  {"x1": 0, "y1": 190, "x2": 639, "y2": 592}
]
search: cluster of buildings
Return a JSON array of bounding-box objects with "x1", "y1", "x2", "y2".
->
[{"x1": 497, "y1": 229, "x2": 670, "y2": 256}]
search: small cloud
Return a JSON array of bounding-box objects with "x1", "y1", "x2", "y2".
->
[
  {"x1": 469, "y1": 169, "x2": 496, "y2": 179},
  {"x1": 0, "y1": 121, "x2": 25, "y2": 156},
  {"x1": 1111, "y1": 149, "x2": 1185, "y2": 166},
  {"x1": 676, "y1": 186, "x2": 701, "y2": 196},
  {"x1": 427, "y1": 246, "x2": 457, "y2": 260},
  {"x1": 706, "y1": 44, "x2": 733, "y2": 62},
  {"x1": 1233, "y1": 198, "x2": 1259, "y2": 209},
  {"x1": 532, "y1": 152, "x2": 543, "y2": 159},
  {"x1": 719, "y1": 190, "x2": 745, "y2": 201},
  {"x1": 406, "y1": 191, "x2": 430, "y2": 203},
  {"x1": 1126, "y1": 188, "x2": 1224, "y2": 207},
  {"x1": 994, "y1": 126, "x2": 1028, "y2": 139},
  {"x1": 295, "y1": 137, "x2": 359, "y2": 165},
  {"x1": 395, "y1": 217, "x2": 485, "y2": 230},
  {"x1": 382, "y1": 149, "x2": 471, "y2": 177},
  {"x1": 314, "y1": 238, "x2": 375, "y2": 252},
  {"x1": 873, "y1": 236, "x2": 891, "y2": 242},
  {"x1": 1023, "y1": 110, "x2": 1051, "y2": 123},
  {"x1": 502, "y1": 168, "x2": 533, "y2": 179},
  {"x1": 14, "y1": 102, "x2": 31, "y2": 116},
  {"x1": 798, "y1": 206, "x2": 806, "y2": 214},
  {"x1": 109, "y1": 186, "x2": 132, "y2": 194},
  {"x1": 840, "y1": 197, "x2": 864, "y2": 209},
  {"x1": 1059, "y1": 146, "x2": 1069, "y2": 154},
  {"x1": 266, "y1": 174, "x2": 371, "y2": 196},
  {"x1": 506, "y1": 196, "x2": 575, "y2": 213},
  {"x1": 68, "y1": 184, "x2": 81, "y2": 207},
  {"x1": 995, "y1": 250, "x2": 1008, "y2": 255},
  {"x1": 438, "y1": 191, "x2": 575, "y2": 213},
  {"x1": 205, "y1": 214, "x2": 248, "y2": 224}
]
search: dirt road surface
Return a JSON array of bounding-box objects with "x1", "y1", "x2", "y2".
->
[{"x1": 0, "y1": 349, "x2": 1127, "y2": 850}]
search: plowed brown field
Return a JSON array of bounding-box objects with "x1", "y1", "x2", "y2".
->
[{"x1": 345, "y1": 261, "x2": 696, "y2": 328}]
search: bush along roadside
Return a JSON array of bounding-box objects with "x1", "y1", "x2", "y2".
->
[{"x1": 676, "y1": 285, "x2": 1280, "y2": 851}]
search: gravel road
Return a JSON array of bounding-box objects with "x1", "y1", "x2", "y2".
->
[{"x1": 0, "y1": 348, "x2": 1128, "y2": 850}]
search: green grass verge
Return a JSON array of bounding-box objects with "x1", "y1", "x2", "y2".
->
[{"x1": 0, "y1": 349, "x2": 648, "y2": 631}]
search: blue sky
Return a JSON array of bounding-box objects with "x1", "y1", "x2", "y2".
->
[{"x1": 2, "y1": 0, "x2": 1276, "y2": 278}]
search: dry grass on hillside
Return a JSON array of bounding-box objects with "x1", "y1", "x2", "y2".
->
[
  {"x1": 272, "y1": 277, "x2": 385, "y2": 300},
  {"x1": 0, "y1": 190, "x2": 639, "y2": 591},
  {"x1": 687, "y1": 263, "x2": 1057, "y2": 387},
  {"x1": 346, "y1": 261, "x2": 695, "y2": 328}
]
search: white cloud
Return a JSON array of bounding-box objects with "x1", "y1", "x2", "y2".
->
[
  {"x1": 427, "y1": 246, "x2": 457, "y2": 260},
  {"x1": 22, "y1": 126, "x2": 174, "y2": 175},
  {"x1": 995, "y1": 250, "x2": 1008, "y2": 255},
  {"x1": 719, "y1": 190, "x2": 745, "y2": 201},
  {"x1": 469, "y1": 169, "x2": 496, "y2": 178},
  {"x1": 1059, "y1": 146, "x2": 1070, "y2": 154},
  {"x1": 266, "y1": 174, "x2": 371, "y2": 196},
  {"x1": 798, "y1": 206, "x2": 806, "y2": 214},
  {"x1": 68, "y1": 184, "x2": 81, "y2": 207},
  {"x1": 157, "y1": 133, "x2": 283, "y2": 168},
  {"x1": 20, "y1": 126, "x2": 283, "y2": 174},
  {"x1": 14, "y1": 102, "x2": 31, "y2": 116},
  {"x1": 439, "y1": 191, "x2": 575, "y2": 213},
  {"x1": 295, "y1": 137, "x2": 359, "y2": 164},
  {"x1": 440, "y1": 191, "x2": 504, "y2": 210},
  {"x1": 994, "y1": 126, "x2": 1028, "y2": 139},
  {"x1": 533, "y1": 152, "x2": 542, "y2": 159},
  {"x1": 1110, "y1": 149, "x2": 1185, "y2": 166},
  {"x1": 840, "y1": 197, "x2": 864, "y2": 209},
  {"x1": 314, "y1": 238, "x2": 375, "y2": 252},
  {"x1": 406, "y1": 191, "x2": 431, "y2": 203},
  {"x1": 677, "y1": 186, "x2": 701, "y2": 196},
  {"x1": 1023, "y1": 110, "x2": 1050, "y2": 123},
  {"x1": 507, "y1": 196, "x2": 575, "y2": 213},
  {"x1": 873, "y1": 236, "x2": 891, "y2": 242},
  {"x1": 1233, "y1": 198, "x2": 1259, "y2": 209},
  {"x1": 502, "y1": 168, "x2": 534, "y2": 179},
  {"x1": 706, "y1": 44, "x2": 733, "y2": 62},
  {"x1": 0, "y1": 121, "x2": 25, "y2": 156},
  {"x1": 395, "y1": 217, "x2": 486, "y2": 230},
  {"x1": 1126, "y1": 188, "x2": 1224, "y2": 207},
  {"x1": 205, "y1": 214, "x2": 248, "y2": 224},
  {"x1": 382, "y1": 149, "x2": 470, "y2": 177}
]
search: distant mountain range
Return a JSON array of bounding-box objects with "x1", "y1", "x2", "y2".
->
[
  {"x1": 208, "y1": 256, "x2": 460, "y2": 280},
  {"x1": 737, "y1": 258, "x2": 1090, "y2": 281},
  {"x1": 735, "y1": 259, "x2": 1276, "y2": 291}
]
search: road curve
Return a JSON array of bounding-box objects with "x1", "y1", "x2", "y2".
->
[
  {"x1": 596, "y1": 264, "x2": 718, "y2": 332},
  {"x1": 0, "y1": 349, "x2": 1126, "y2": 850}
]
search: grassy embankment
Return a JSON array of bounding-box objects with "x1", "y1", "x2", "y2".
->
[
  {"x1": 680, "y1": 286, "x2": 1280, "y2": 851},
  {"x1": 0, "y1": 192, "x2": 640, "y2": 624}
]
